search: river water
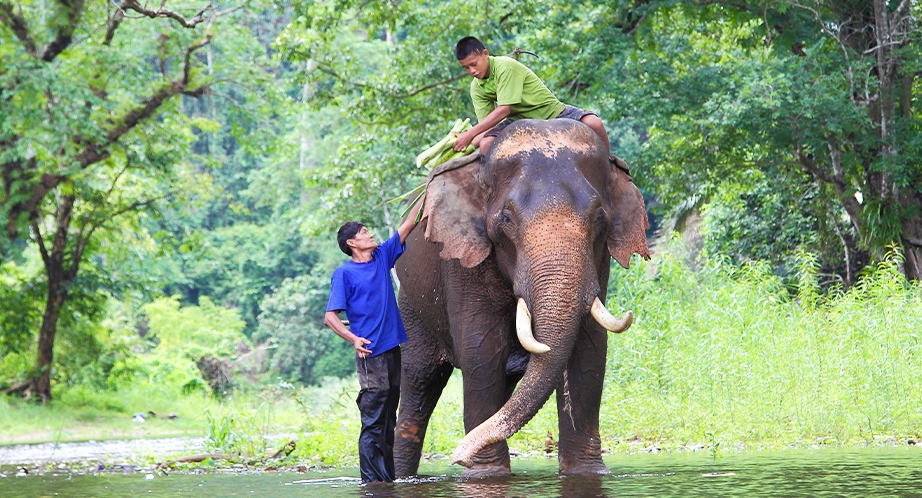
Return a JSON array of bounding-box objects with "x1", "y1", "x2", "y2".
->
[{"x1": 1, "y1": 447, "x2": 919, "y2": 497}]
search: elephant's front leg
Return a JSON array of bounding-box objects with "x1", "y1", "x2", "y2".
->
[
  {"x1": 394, "y1": 297, "x2": 454, "y2": 477},
  {"x1": 556, "y1": 320, "x2": 609, "y2": 475},
  {"x1": 457, "y1": 307, "x2": 514, "y2": 478}
]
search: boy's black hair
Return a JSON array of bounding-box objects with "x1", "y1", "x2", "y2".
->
[
  {"x1": 455, "y1": 36, "x2": 486, "y2": 60},
  {"x1": 337, "y1": 221, "x2": 365, "y2": 256}
]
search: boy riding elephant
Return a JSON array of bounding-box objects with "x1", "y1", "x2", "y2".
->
[{"x1": 451, "y1": 36, "x2": 610, "y2": 157}]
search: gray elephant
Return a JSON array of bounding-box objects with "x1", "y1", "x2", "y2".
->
[{"x1": 393, "y1": 118, "x2": 650, "y2": 477}]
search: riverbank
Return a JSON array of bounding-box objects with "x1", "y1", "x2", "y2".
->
[
  {"x1": 0, "y1": 437, "x2": 203, "y2": 466},
  {"x1": 1, "y1": 433, "x2": 919, "y2": 478}
]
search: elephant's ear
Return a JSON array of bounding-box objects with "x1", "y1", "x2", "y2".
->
[
  {"x1": 422, "y1": 153, "x2": 490, "y2": 268},
  {"x1": 604, "y1": 156, "x2": 651, "y2": 269}
]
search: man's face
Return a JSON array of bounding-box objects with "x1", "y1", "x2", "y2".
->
[
  {"x1": 348, "y1": 226, "x2": 378, "y2": 253},
  {"x1": 458, "y1": 49, "x2": 490, "y2": 79}
]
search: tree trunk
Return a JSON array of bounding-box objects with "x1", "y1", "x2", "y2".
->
[
  {"x1": 900, "y1": 192, "x2": 922, "y2": 281},
  {"x1": 30, "y1": 192, "x2": 77, "y2": 402},
  {"x1": 33, "y1": 281, "x2": 68, "y2": 402}
]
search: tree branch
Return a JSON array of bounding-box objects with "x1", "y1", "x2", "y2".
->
[
  {"x1": 396, "y1": 74, "x2": 466, "y2": 98},
  {"x1": 120, "y1": 1, "x2": 243, "y2": 29},
  {"x1": 76, "y1": 155, "x2": 131, "y2": 246},
  {"x1": 71, "y1": 188, "x2": 178, "y2": 277},
  {"x1": 0, "y1": 1, "x2": 38, "y2": 56},
  {"x1": 31, "y1": 222, "x2": 50, "y2": 267},
  {"x1": 103, "y1": 4, "x2": 124, "y2": 46},
  {"x1": 50, "y1": 191, "x2": 75, "y2": 269},
  {"x1": 890, "y1": 0, "x2": 912, "y2": 28},
  {"x1": 5, "y1": 33, "x2": 214, "y2": 241},
  {"x1": 40, "y1": 0, "x2": 86, "y2": 62},
  {"x1": 5, "y1": 171, "x2": 64, "y2": 240},
  {"x1": 316, "y1": 63, "x2": 464, "y2": 99}
]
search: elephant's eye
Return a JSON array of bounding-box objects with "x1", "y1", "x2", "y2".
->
[{"x1": 501, "y1": 211, "x2": 513, "y2": 225}]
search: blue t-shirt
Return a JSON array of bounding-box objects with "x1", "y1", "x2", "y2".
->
[{"x1": 326, "y1": 232, "x2": 408, "y2": 357}]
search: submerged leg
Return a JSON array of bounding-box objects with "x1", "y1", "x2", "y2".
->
[
  {"x1": 556, "y1": 321, "x2": 609, "y2": 475},
  {"x1": 394, "y1": 300, "x2": 453, "y2": 477},
  {"x1": 356, "y1": 347, "x2": 402, "y2": 482}
]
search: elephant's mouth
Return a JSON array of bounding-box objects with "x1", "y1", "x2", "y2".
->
[{"x1": 515, "y1": 297, "x2": 634, "y2": 354}]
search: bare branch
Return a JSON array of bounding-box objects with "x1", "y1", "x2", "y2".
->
[
  {"x1": 108, "y1": 190, "x2": 177, "y2": 220},
  {"x1": 120, "y1": 1, "x2": 243, "y2": 29},
  {"x1": 50, "y1": 191, "x2": 75, "y2": 267},
  {"x1": 890, "y1": 0, "x2": 912, "y2": 30},
  {"x1": 316, "y1": 64, "x2": 373, "y2": 91}
]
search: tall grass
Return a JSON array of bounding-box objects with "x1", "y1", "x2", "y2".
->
[{"x1": 583, "y1": 243, "x2": 922, "y2": 450}]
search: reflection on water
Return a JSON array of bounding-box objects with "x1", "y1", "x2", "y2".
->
[{"x1": 1, "y1": 447, "x2": 920, "y2": 497}]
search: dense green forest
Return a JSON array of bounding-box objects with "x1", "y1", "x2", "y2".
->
[{"x1": 2, "y1": 0, "x2": 921, "y2": 426}]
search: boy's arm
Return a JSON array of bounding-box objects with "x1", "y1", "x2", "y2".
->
[
  {"x1": 324, "y1": 310, "x2": 372, "y2": 357},
  {"x1": 453, "y1": 105, "x2": 510, "y2": 151}
]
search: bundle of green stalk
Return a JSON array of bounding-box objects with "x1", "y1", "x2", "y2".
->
[
  {"x1": 416, "y1": 118, "x2": 476, "y2": 170},
  {"x1": 392, "y1": 119, "x2": 477, "y2": 224}
]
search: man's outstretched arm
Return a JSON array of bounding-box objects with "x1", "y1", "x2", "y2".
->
[{"x1": 397, "y1": 192, "x2": 426, "y2": 244}]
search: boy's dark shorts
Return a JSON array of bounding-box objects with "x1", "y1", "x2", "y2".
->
[{"x1": 483, "y1": 105, "x2": 598, "y2": 139}]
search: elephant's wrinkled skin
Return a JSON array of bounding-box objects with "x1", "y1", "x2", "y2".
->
[{"x1": 393, "y1": 119, "x2": 650, "y2": 477}]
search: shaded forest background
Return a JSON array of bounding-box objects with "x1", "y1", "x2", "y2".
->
[{"x1": 2, "y1": 0, "x2": 921, "y2": 403}]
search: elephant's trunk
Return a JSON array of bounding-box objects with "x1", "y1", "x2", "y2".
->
[{"x1": 452, "y1": 250, "x2": 593, "y2": 467}]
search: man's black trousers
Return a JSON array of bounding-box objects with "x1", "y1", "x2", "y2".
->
[{"x1": 355, "y1": 346, "x2": 401, "y2": 483}]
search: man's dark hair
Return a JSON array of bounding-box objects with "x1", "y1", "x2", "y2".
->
[
  {"x1": 455, "y1": 36, "x2": 486, "y2": 60},
  {"x1": 337, "y1": 221, "x2": 365, "y2": 256}
]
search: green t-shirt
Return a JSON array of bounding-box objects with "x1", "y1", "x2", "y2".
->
[{"x1": 470, "y1": 56, "x2": 565, "y2": 122}]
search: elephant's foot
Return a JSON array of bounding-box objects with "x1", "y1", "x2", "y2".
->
[
  {"x1": 460, "y1": 462, "x2": 512, "y2": 479},
  {"x1": 457, "y1": 441, "x2": 511, "y2": 478},
  {"x1": 559, "y1": 458, "x2": 610, "y2": 476}
]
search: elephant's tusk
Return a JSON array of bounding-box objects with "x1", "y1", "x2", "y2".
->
[
  {"x1": 591, "y1": 298, "x2": 633, "y2": 333},
  {"x1": 516, "y1": 298, "x2": 550, "y2": 354}
]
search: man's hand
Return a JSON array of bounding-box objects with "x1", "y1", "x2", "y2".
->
[
  {"x1": 352, "y1": 336, "x2": 372, "y2": 358},
  {"x1": 326, "y1": 310, "x2": 375, "y2": 358},
  {"x1": 452, "y1": 130, "x2": 474, "y2": 151}
]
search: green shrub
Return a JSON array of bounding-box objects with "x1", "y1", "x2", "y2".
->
[
  {"x1": 255, "y1": 273, "x2": 354, "y2": 385},
  {"x1": 140, "y1": 296, "x2": 250, "y2": 395}
]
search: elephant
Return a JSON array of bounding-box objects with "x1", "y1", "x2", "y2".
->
[{"x1": 393, "y1": 118, "x2": 650, "y2": 478}]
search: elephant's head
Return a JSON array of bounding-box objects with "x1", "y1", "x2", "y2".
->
[{"x1": 421, "y1": 119, "x2": 650, "y2": 467}]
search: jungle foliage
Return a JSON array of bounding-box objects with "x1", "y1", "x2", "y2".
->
[{"x1": 2, "y1": 0, "x2": 922, "y2": 415}]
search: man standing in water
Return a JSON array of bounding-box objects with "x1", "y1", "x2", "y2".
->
[{"x1": 324, "y1": 198, "x2": 423, "y2": 483}]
